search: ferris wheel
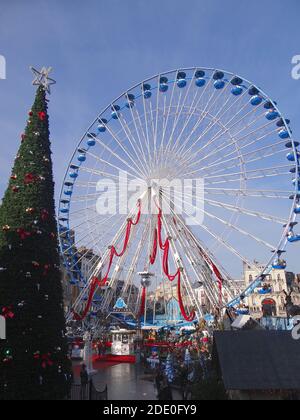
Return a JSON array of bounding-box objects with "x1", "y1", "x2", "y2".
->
[{"x1": 58, "y1": 67, "x2": 300, "y2": 325}]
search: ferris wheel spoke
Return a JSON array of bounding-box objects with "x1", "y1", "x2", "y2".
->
[
  {"x1": 195, "y1": 125, "x2": 278, "y2": 170},
  {"x1": 180, "y1": 189, "x2": 287, "y2": 225},
  {"x1": 179, "y1": 101, "x2": 269, "y2": 162},
  {"x1": 102, "y1": 217, "x2": 149, "y2": 311},
  {"x1": 184, "y1": 161, "x2": 290, "y2": 185},
  {"x1": 70, "y1": 208, "x2": 138, "y2": 314},
  {"x1": 180, "y1": 116, "x2": 277, "y2": 174},
  {"x1": 126, "y1": 102, "x2": 152, "y2": 169},
  {"x1": 197, "y1": 140, "x2": 286, "y2": 179},
  {"x1": 176, "y1": 97, "x2": 258, "y2": 159},
  {"x1": 202, "y1": 164, "x2": 290, "y2": 182},
  {"x1": 84, "y1": 146, "x2": 144, "y2": 180},
  {"x1": 75, "y1": 167, "x2": 133, "y2": 182},
  {"x1": 121, "y1": 219, "x2": 151, "y2": 298},
  {"x1": 169, "y1": 80, "x2": 222, "y2": 159},
  {"x1": 63, "y1": 214, "x2": 125, "y2": 261},
  {"x1": 162, "y1": 76, "x2": 215, "y2": 161},
  {"x1": 204, "y1": 187, "x2": 295, "y2": 199},
  {"x1": 167, "y1": 217, "x2": 220, "y2": 307},
  {"x1": 163, "y1": 190, "x2": 276, "y2": 250},
  {"x1": 59, "y1": 211, "x2": 118, "y2": 240},
  {"x1": 170, "y1": 80, "x2": 243, "y2": 159},
  {"x1": 174, "y1": 85, "x2": 251, "y2": 158},
  {"x1": 106, "y1": 113, "x2": 149, "y2": 178},
  {"x1": 159, "y1": 77, "x2": 177, "y2": 155},
  {"x1": 162, "y1": 73, "x2": 197, "y2": 158},
  {"x1": 204, "y1": 169, "x2": 289, "y2": 185}
]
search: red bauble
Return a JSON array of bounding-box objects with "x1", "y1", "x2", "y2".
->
[
  {"x1": 38, "y1": 111, "x2": 46, "y2": 121},
  {"x1": 16, "y1": 228, "x2": 31, "y2": 240},
  {"x1": 12, "y1": 186, "x2": 20, "y2": 193},
  {"x1": 41, "y1": 209, "x2": 49, "y2": 221},
  {"x1": 2, "y1": 306, "x2": 14, "y2": 319},
  {"x1": 24, "y1": 173, "x2": 37, "y2": 185}
]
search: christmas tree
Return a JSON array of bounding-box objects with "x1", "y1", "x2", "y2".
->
[{"x1": 0, "y1": 68, "x2": 71, "y2": 400}]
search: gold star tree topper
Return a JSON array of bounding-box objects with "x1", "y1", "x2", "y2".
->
[{"x1": 30, "y1": 66, "x2": 56, "y2": 94}]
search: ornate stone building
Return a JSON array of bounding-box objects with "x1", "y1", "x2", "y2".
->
[{"x1": 243, "y1": 262, "x2": 300, "y2": 319}]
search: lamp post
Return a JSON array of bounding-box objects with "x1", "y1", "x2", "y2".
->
[{"x1": 135, "y1": 272, "x2": 154, "y2": 363}]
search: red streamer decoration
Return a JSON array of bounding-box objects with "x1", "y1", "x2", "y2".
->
[
  {"x1": 73, "y1": 200, "x2": 142, "y2": 321},
  {"x1": 150, "y1": 207, "x2": 195, "y2": 322},
  {"x1": 197, "y1": 244, "x2": 223, "y2": 305}
]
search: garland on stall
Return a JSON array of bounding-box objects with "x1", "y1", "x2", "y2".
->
[
  {"x1": 73, "y1": 200, "x2": 142, "y2": 321},
  {"x1": 149, "y1": 209, "x2": 195, "y2": 322}
]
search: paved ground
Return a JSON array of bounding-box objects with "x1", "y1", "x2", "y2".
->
[
  {"x1": 93, "y1": 363, "x2": 158, "y2": 400},
  {"x1": 73, "y1": 361, "x2": 182, "y2": 400}
]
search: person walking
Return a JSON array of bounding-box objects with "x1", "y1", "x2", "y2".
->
[
  {"x1": 158, "y1": 376, "x2": 173, "y2": 401},
  {"x1": 80, "y1": 364, "x2": 89, "y2": 400}
]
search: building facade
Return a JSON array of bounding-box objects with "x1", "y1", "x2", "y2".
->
[{"x1": 244, "y1": 262, "x2": 300, "y2": 319}]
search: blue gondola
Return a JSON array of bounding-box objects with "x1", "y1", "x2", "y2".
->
[
  {"x1": 97, "y1": 118, "x2": 107, "y2": 133},
  {"x1": 111, "y1": 105, "x2": 120, "y2": 120},
  {"x1": 292, "y1": 178, "x2": 300, "y2": 188},
  {"x1": 195, "y1": 77, "x2": 206, "y2": 87},
  {"x1": 287, "y1": 152, "x2": 299, "y2": 162},
  {"x1": 142, "y1": 83, "x2": 152, "y2": 98},
  {"x1": 177, "y1": 71, "x2": 187, "y2": 88},
  {"x1": 295, "y1": 205, "x2": 300, "y2": 214},
  {"x1": 264, "y1": 101, "x2": 273, "y2": 109},
  {"x1": 231, "y1": 76, "x2": 243, "y2": 86},
  {"x1": 250, "y1": 95, "x2": 263, "y2": 106},
  {"x1": 288, "y1": 234, "x2": 300, "y2": 243},
  {"x1": 213, "y1": 70, "x2": 224, "y2": 80},
  {"x1": 231, "y1": 86, "x2": 243, "y2": 96},
  {"x1": 277, "y1": 118, "x2": 290, "y2": 128},
  {"x1": 195, "y1": 70, "x2": 205, "y2": 78},
  {"x1": 279, "y1": 129, "x2": 290, "y2": 139},
  {"x1": 78, "y1": 154, "x2": 86, "y2": 162},
  {"x1": 258, "y1": 286, "x2": 272, "y2": 295},
  {"x1": 286, "y1": 141, "x2": 300, "y2": 149},
  {"x1": 126, "y1": 93, "x2": 135, "y2": 108},
  {"x1": 87, "y1": 138, "x2": 96, "y2": 147},
  {"x1": 272, "y1": 259, "x2": 286, "y2": 270},
  {"x1": 159, "y1": 76, "x2": 169, "y2": 93},
  {"x1": 265, "y1": 110, "x2": 279, "y2": 121},
  {"x1": 248, "y1": 86, "x2": 260, "y2": 96},
  {"x1": 214, "y1": 80, "x2": 225, "y2": 90},
  {"x1": 69, "y1": 171, "x2": 78, "y2": 179}
]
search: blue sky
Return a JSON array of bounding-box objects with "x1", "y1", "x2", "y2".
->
[{"x1": 0, "y1": 0, "x2": 300, "y2": 274}]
